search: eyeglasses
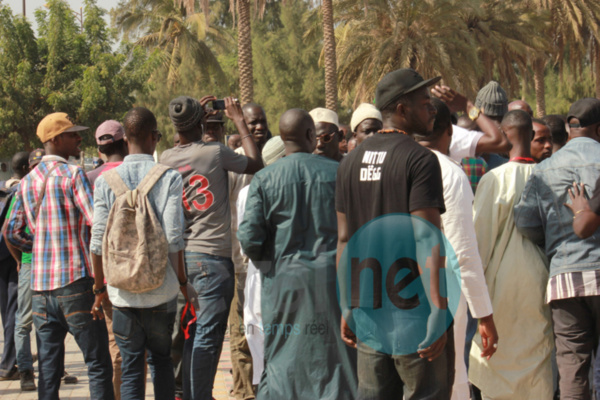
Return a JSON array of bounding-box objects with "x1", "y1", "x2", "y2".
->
[
  {"x1": 153, "y1": 129, "x2": 162, "y2": 142},
  {"x1": 316, "y1": 131, "x2": 339, "y2": 143}
]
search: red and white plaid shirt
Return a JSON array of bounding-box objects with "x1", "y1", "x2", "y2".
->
[{"x1": 5, "y1": 155, "x2": 94, "y2": 291}]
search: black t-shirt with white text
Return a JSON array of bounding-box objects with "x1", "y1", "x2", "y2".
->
[{"x1": 336, "y1": 132, "x2": 445, "y2": 238}]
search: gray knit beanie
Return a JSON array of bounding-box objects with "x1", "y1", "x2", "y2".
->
[
  {"x1": 475, "y1": 81, "x2": 508, "y2": 117},
  {"x1": 169, "y1": 96, "x2": 205, "y2": 131}
]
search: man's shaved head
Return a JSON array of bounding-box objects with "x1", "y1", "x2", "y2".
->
[
  {"x1": 242, "y1": 102, "x2": 264, "y2": 114},
  {"x1": 502, "y1": 109, "x2": 533, "y2": 148},
  {"x1": 508, "y1": 100, "x2": 534, "y2": 117},
  {"x1": 279, "y1": 109, "x2": 316, "y2": 153},
  {"x1": 124, "y1": 107, "x2": 157, "y2": 144},
  {"x1": 242, "y1": 103, "x2": 269, "y2": 149},
  {"x1": 502, "y1": 109, "x2": 532, "y2": 131}
]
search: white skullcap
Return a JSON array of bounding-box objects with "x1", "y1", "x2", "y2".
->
[
  {"x1": 262, "y1": 136, "x2": 286, "y2": 166},
  {"x1": 350, "y1": 103, "x2": 382, "y2": 132},
  {"x1": 309, "y1": 107, "x2": 339, "y2": 128}
]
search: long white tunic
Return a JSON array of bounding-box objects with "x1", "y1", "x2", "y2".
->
[{"x1": 469, "y1": 162, "x2": 553, "y2": 399}]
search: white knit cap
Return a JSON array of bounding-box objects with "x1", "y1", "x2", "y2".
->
[
  {"x1": 309, "y1": 107, "x2": 339, "y2": 128},
  {"x1": 351, "y1": 103, "x2": 382, "y2": 132},
  {"x1": 262, "y1": 136, "x2": 286, "y2": 166}
]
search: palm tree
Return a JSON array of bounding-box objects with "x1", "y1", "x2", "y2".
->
[
  {"x1": 594, "y1": 38, "x2": 600, "y2": 98},
  {"x1": 335, "y1": 0, "x2": 548, "y2": 108},
  {"x1": 322, "y1": 0, "x2": 337, "y2": 110},
  {"x1": 526, "y1": 0, "x2": 600, "y2": 113},
  {"x1": 235, "y1": 0, "x2": 254, "y2": 104},
  {"x1": 335, "y1": 0, "x2": 481, "y2": 107},
  {"x1": 113, "y1": 0, "x2": 228, "y2": 87},
  {"x1": 180, "y1": 0, "x2": 337, "y2": 109},
  {"x1": 459, "y1": 0, "x2": 549, "y2": 101},
  {"x1": 229, "y1": 0, "x2": 337, "y2": 108}
]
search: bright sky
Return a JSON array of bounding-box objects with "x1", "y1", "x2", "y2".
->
[{"x1": 3, "y1": 0, "x2": 120, "y2": 34}]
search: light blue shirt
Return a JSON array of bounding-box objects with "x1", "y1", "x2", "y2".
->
[
  {"x1": 515, "y1": 137, "x2": 600, "y2": 278},
  {"x1": 91, "y1": 154, "x2": 185, "y2": 308}
]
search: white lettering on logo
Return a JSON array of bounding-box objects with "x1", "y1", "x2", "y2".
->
[{"x1": 360, "y1": 151, "x2": 386, "y2": 181}]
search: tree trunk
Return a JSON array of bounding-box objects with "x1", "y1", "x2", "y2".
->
[
  {"x1": 596, "y1": 42, "x2": 600, "y2": 99},
  {"x1": 533, "y1": 58, "x2": 546, "y2": 118},
  {"x1": 237, "y1": 0, "x2": 253, "y2": 105},
  {"x1": 322, "y1": 0, "x2": 337, "y2": 111},
  {"x1": 521, "y1": 66, "x2": 528, "y2": 101}
]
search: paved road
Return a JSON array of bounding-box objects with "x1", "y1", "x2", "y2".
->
[{"x1": 0, "y1": 317, "x2": 235, "y2": 399}]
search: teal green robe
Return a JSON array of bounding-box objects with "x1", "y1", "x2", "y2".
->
[{"x1": 238, "y1": 152, "x2": 357, "y2": 400}]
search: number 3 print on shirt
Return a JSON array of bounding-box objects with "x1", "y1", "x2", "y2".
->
[{"x1": 182, "y1": 174, "x2": 214, "y2": 211}]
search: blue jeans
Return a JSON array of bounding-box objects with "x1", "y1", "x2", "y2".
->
[
  {"x1": 184, "y1": 252, "x2": 234, "y2": 400},
  {"x1": 15, "y1": 262, "x2": 34, "y2": 372},
  {"x1": 113, "y1": 299, "x2": 177, "y2": 400},
  {"x1": 32, "y1": 277, "x2": 113, "y2": 400}
]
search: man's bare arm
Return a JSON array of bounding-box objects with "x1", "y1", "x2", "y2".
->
[
  {"x1": 411, "y1": 207, "x2": 447, "y2": 361},
  {"x1": 431, "y1": 85, "x2": 510, "y2": 154},
  {"x1": 336, "y1": 211, "x2": 357, "y2": 348}
]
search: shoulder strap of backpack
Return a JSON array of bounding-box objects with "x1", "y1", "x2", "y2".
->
[
  {"x1": 102, "y1": 169, "x2": 130, "y2": 197},
  {"x1": 136, "y1": 164, "x2": 171, "y2": 197}
]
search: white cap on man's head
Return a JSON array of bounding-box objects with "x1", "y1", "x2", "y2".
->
[
  {"x1": 309, "y1": 107, "x2": 339, "y2": 128},
  {"x1": 350, "y1": 103, "x2": 382, "y2": 132},
  {"x1": 262, "y1": 136, "x2": 286, "y2": 166}
]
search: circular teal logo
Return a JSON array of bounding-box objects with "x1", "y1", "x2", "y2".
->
[{"x1": 337, "y1": 213, "x2": 461, "y2": 355}]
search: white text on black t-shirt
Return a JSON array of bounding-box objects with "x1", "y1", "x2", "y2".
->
[{"x1": 360, "y1": 151, "x2": 387, "y2": 181}]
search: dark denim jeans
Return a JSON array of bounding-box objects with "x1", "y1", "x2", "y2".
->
[
  {"x1": 32, "y1": 277, "x2": 113, "y2": 400},
  {"x1": 357, "y1": 327, "x2": 455, "y2": 400},
  {"x1": 183, "y1": 252, "x2": 234, "y2": 400},
  {"x1": 113, "y1": 299, "x2": 177, "y2": 400}
]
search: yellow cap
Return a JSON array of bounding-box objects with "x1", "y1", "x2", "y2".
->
[{"x1": 36, "y1": 113, "x2": 88, "y2": 143}]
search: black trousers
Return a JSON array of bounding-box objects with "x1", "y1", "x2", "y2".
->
[{"x1": 0, "y1": 256, "x2": 18, "y2": 375}]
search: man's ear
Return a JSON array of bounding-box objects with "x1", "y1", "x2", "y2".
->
[
  {"x1": 306, "y1": 127, "x2": 313, "y2": 142},
  {"x1": 396, "y1": 102, "x2": 407, "y2": 119},
  {"x1": 447, "y1": 124, "x2": 453, "y2": 138},
  {"x1": 50, "y1": 135, "x2": 61, "y2": 147}
]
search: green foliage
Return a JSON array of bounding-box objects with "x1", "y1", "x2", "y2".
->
[
  {"x1": 253, "y1": 2, "x2": 326, "y2": 129},
  {"x1": 0, "y1": 0, "x2": 155, "y2": 157},
  {"x1": 111, "y1": 0, "x2": 229, "y2": 88},
  {"x1": 523, "y1": 63, "x2": 596, "y2": 116},
  {"x1": 136, "y1": 0, "x2": 327, "y2": 152},
  {"x1": 1, "y1": 0, "x2": 598, "y2": 159}
]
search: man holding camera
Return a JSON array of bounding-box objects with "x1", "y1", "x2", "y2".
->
[{"x1": 160, "y1": 95, "x2": 263, "y2": 400}]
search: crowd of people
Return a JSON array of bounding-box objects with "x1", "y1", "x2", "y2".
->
[{"x1": 0, "y1": 67, "x2": 598, "y2": 400}]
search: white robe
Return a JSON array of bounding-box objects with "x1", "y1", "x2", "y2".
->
[
  {"x1": 432, "y1": 150, "x2": 493, "y2": 400},
  {"x1": 469, "y1": 162, "x2": 553, "y2": 399}
]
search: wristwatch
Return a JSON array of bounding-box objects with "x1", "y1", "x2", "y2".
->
[
  {"x1": 468, "y1": 106, "x2": 481, "y2": 121},
  {"x1": 93, "y1": 284, "x2": 107, "y2": 295}
]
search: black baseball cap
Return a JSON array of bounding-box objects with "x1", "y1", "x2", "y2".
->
[
  {"x1": 375, "y1": 68, "x2": 441, "y2": 111},
  {"x1": 567, "y1": 98, "x2": 600, "y2": 128}
]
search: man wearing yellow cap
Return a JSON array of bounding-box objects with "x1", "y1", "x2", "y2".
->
[{"x1": 5, "y1": 113, "x2": 114, "y2": 399}]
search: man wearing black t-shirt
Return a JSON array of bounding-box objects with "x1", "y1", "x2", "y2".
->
[{"x1": 336, "y1": 68, "x2": 453, "y2": 399}]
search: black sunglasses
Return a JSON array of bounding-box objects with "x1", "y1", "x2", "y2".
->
[{"x1": 317, "y1": 130, "x2": 339, "y2": 143}]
